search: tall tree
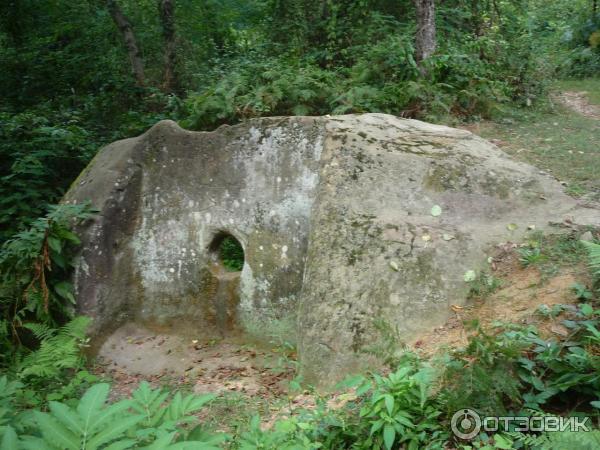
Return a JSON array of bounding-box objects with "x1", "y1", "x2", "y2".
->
[
  {"x1": 158, "y1": 0, "x2": 179, "y2": 93},
  {"x1": 106, "y1": 0, "x2": 145, "y2": 86},
  {"x1": 413, "y1": 0, "x2": 436, "y2": 65}
]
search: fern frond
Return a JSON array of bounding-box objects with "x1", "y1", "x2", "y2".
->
[
  {"x1": 546, "y1": 430, "x2": 600, "y2": 450},
  {"x1": 22, "y1": 322, "x2": 55, "y2": 341},
  {"x1": 581, "y1": 240, "x2": 600, "y2": 278},
  {"x1": 60, "y1": 316, "x2": 90, "y2": 338},
  {"x1": 19, "y1": 317, "x2": 90, "y2": 380}
]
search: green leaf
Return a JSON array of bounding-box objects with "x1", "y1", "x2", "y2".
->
[
  {"x1": 86, "y1": 414, "x2": 144, "y2": 449},
  {"x1": 1, "y1": 425, "x2": 19, "y2": 450},
  {"x1": 18, "y1": 436, "x2": 53, "y2": 450},
  {"x1": 383, "y1": 424, "x2": 396, "y2": 450},
  {"x1": 142, "y1": 432, "x2": 177, "y2": 449},
  {"x1": 492, "y1": 434, "x2": 513, "y2": 449},
  {"x1": 185, "y1": 394, "x2": 215, "y2": 413},
  {"x1": 77, "y1": 383, "x2": 110, "y2": 435},
  {"x1": 370, "y1": 419, "x2": 384, "y2": 436},
  {"x1": 53, "y1": 281, "x2": 75, "y2": 304},
  {"x1": 580, "y1": 303, "x2": 594, "y2": 316},
  {"x1": 89, "y1": 400, "x2": 134, "y2": 435},
  {"x1": 47, "y1": 236, "x2": 62, "y2": 254},
  {"x1": 103, "y1": 439, "x2": 136, "y2": 450},
  {"x1": 356, "y1": 381, "x2": 372, "y2": 397},
  {"x1": 34, "y1": 411, "x2": 79, "y2": 450},
  {"x1": 57, "y1": 229, "x2": 81, "y2": 245},
  {"x1": 49, "y1": 401, "x2": 83, "y2": 434},
  {"x1": 395, "y1": 412, "x2": 414, "y2": 428},
  {"x1": 384, "y1": 394, "x2": 394, "y2": 415},
  {"x1": 167, "y1": 442, "x2": 222, "y2": 450}
]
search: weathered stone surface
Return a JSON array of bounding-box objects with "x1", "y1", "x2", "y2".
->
[
  {"x1": 65, "y1": 113, "x2": 597, "y2": 386},
  {"x1": 66, "y1": 117, "x2": 324, "y2": 344}
]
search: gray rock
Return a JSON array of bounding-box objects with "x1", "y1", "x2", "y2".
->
[{"x1": 64, "y1": 113, "x2": 598, "y2": 386}]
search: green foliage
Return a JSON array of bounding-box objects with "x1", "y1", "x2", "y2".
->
[
  {"x1": 582, "y1": 240, "x2": 600, "y2": 281},
  {"x1": 0, "y1": 203, "x2": 95, "y2": 366},
  {"x1": 440, "y1": 300, "x2": 600, "y2": 418},
  {"x1": 0, "y1": 380, "x2": 223, "y2": 449},
  {"x1": 468, "y1": 272, "x2": 503, "y2": 300},
  {"x1": 357, "y1": 364, "x2": 447, "y2": 449},
  {"x1": 181, "y1": 58, "x2": 336, "y2": 129},
  {"x1": 237, "y1": 412, "x2": 340, "y2": 450},
  {"x1": 502, "y1": 429, "x2": 600, "y2": 450},
  {"x1": 572, "y1": 282, "x2": 594, "y2": 301},
  {"x1": 219, "y1": 236, "x2": 244, "y2": 272},
  {"x1": 18, "y1": 317, "x2": 90, "y2": 382},
  {"x1": 236, "y1": 359, "x2": 449, "y2": 449},
  {"x1": 439, "y1": 323, "x2": 526, "y2": 416},
  {"x1": 0, "y1": 110, "x2": 96, "y2": 242},
  {"x1": 518, "y1": 247, "x2": 545, "y2": 267},
  {"x1": 0, "y1": 1, "x2": 599, "y2": 448},
  {"x1": 180, "y1": 0, "x2": 598, "y2": 129}
]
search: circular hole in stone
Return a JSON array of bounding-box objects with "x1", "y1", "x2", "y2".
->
[{"x1": 209, "y1": 232, "x2": 244, "y2": 272}]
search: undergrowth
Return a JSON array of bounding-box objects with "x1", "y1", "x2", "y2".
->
[{"x1": 0, "y1": 231, "x2": 597, "y2": 448}]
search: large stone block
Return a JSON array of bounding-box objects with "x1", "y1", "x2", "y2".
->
[{"x1": 65, "y1": 114, "x2": 597, "y2": 386}]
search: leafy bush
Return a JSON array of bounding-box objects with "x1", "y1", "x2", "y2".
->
[
  {"x1": 439, "y1": 324, "x2": 526, "y2": 416},
  {"x1": 18, "y1": 317, "x2": 90, "y2": 382},
  {"x1": 0, "y1": 379, "x2": 224, "y2": 449},
  {"x1": 356, "y1": 365, "x2": 447, "y2": 449},
  {"x1": 0, "y1": 111, "x2": 97, "y2": 242},
  {"x1": 0, "y1": 203, "x2": 94, "y2": 368}
]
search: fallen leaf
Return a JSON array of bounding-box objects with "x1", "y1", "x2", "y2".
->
[{"x1": 431, "y1": 205, "x2": 442, "y2": 217}]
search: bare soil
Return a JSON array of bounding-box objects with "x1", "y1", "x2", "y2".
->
[
  {"x1": 409, "y1": 244, "x2": 586, "y2": 357},
  {"x1": 553, "y1": 91, "x2": 600, "y2": 120},
  {"x1": 93, "y1": 323, "x2": 293, "y2": 400}
]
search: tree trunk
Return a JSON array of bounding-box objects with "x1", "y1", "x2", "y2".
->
[
  {"x1": 106, "y1": 0, "x2": 145, "y2": 86},
  {"x1": 413, "y1": 0, "x2": 436, "y2": 65},
  {"x1": 158, "y1": 0, "x2": 179, "y2": 93}
]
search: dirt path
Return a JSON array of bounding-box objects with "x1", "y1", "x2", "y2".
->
[
  {"x1": 553, "y1": 91, "x2": 600, "y2": 120},
  {"x1": 94, "y1": 323, "x2": 293, "y2": 400}
]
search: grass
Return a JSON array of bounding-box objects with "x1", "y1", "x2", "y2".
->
[
  {"x1": 468, "y1": 78, "x2": 600, "y2": 198},
  {"x1": 199, "y1": 392, "x2": 281, "y2": 433},
  {"x1": 518, "y1": 231, "x2": 591, "y2": 282},
  {"x1": 555, "y1": 78, "x2": 600, "y2": 105}
]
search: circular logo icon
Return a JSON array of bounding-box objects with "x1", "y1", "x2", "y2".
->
[{"x1": 451, "y1": 409, "x2": 481, "y2": 440}]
